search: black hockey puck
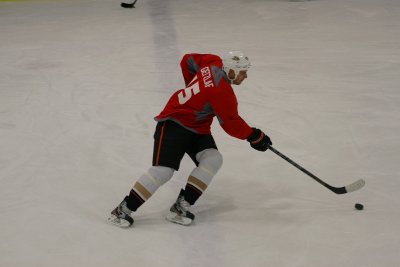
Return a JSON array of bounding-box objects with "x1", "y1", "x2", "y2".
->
[{"x1": 355, "y1": 203, "x2": 364, "y2": 210}]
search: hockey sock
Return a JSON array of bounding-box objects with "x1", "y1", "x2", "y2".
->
[
  {"x1": 184, "y1": 176, "x2": 206, "y2": 205},
  {"x1": 125, "y1": 166, "x2": 174, "y2": 211},
  {"x1": 184, "y1": 149, "x2": 223, "y2": 205}
]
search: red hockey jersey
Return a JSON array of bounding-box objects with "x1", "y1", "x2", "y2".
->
[{"x1": 155, "y1": 54, "x2": 253, "y2": 140}]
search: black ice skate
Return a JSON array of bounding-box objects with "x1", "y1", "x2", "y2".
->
[
  {"x1": 107, "y1": 197, "x2": 134, "y2": 228},
  {"x1": 166, "y1": 189, "x2": 195, "y2": 226}
]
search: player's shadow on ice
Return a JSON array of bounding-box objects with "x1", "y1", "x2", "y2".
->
[{"x1": 194, "y1": 192, "x2": 297, "y2": 225}]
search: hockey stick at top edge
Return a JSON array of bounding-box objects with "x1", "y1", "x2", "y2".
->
[{"x1": 267, "y1": 145, "x2": 365, "y2": 194}]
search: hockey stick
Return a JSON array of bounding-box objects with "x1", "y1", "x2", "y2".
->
[
  {"x1": 121, "y1": 0, "x2": 138, "y2": 8},
  {"x1": 267, "y1": 145, "x2": 365, "y2": 194}
]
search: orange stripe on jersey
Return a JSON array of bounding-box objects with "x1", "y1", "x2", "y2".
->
[{"x1": 155, "y1": 122, "x2": 166, "y2": 165}]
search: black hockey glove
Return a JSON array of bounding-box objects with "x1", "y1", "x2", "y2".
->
[{"x1": 247, "y1": 128, "x2": 272, "y2": 152}]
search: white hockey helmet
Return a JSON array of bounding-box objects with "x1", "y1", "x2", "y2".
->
[{"x1": 222, "y1": 51, "x2": 251, "y2": 81}]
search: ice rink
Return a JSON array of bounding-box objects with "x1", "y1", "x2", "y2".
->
[{"x1": 1, "y1": 0, "x2": 400, "y2": 266}]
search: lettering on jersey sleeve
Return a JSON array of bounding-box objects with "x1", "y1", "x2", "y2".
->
[{"x1": 201, "y1": 67, "x2": 214, "y2": 88}]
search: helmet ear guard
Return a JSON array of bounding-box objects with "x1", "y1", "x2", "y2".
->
[{"x1": 222, "y1": 51, "x2": 251, "y2": 82}]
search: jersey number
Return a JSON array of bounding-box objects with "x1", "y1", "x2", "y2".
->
[{"x1": 178, "y1": 81, "x2": 200, "y2": 104}]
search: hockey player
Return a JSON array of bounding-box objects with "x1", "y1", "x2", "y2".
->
[{"x1": 108, "y1": 51, "x2": 272, "y2": 227}]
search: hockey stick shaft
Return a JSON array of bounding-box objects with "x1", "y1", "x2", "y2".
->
[{"x1": 268, "y1": 145, "x2": 365, "y2": 194}]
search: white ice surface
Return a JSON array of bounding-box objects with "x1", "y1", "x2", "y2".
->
[{"x1": 1, "y1": 0, "x2": 400, "y2": 266}]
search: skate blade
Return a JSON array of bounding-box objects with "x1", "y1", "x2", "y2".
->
[
  {"x1": 107, "y1": 215, "x2": 132, "y2": 228},
  {"x1": 166, "y1": 212, "x2": 192, "y2": 226}
]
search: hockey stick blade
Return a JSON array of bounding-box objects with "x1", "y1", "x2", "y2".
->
[
  {"x1": 344, "y1": 178, "x2": 365, "y2": 193},
  {"x1": 324, "y1": 180, "x2": 365, "y2": 194},
  {"x1": 319, "y1": 178, "x2": 365, "y2": 194},
  {"x1": 268, "y1": 146, "x2": 366, "y2": 195}
]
